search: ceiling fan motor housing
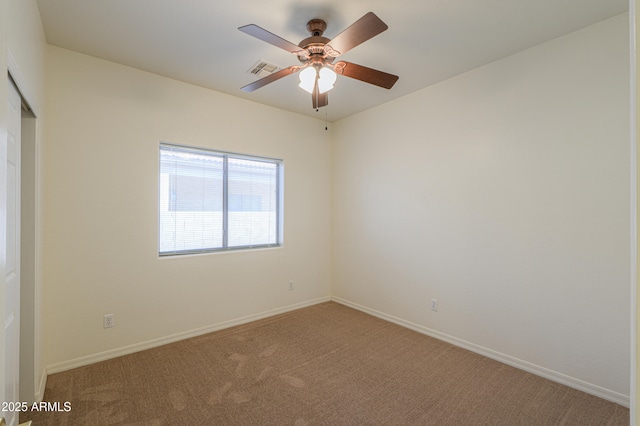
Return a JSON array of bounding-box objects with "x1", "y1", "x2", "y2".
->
[
  {"x1": 298, "y1": 19, "x2": 335, "y2": 64},
  {"x1": 306, "y1": 19, "x2": 326, "y2": 36}
]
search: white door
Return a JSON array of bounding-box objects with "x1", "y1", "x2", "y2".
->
[{"x1": 2, "y1": 77, "x2": 22, "y2": 426}]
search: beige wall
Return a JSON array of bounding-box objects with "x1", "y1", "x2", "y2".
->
[
  {"x1": 42, "y1": 46, "x2": 332, "y2": 369},
  {"x1": 7, "y1": 0, "x2": 46, "y2": 108},
  {"x1": 332, "y1": 14, "x2": 630, "y2": 403}
]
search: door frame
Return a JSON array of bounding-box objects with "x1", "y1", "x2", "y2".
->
[{"x1": 7, "y1": 50, "x2": 42, "y2": 404}]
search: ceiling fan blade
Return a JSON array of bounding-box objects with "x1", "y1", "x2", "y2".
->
[
  {"x1": 238, "y1": 24, "x2": 304, "y2": 54},
  {"x1": 325, "y1": 12, "x2": 388, "y2": 57},
  {"x1": 312, "y1": 85, "x2": 319, "y2": 109},
  {"x1": 318, "y1": 92, "x2": 328, "y2": 108},
  {"x1": 241, "y1": 66, "x2": 301, "y2": 92},
  {"x1": 312, "y1": 90, "x2": 328, "y2": 109},
  {"x1": 334, "y1": 61, "x2": 398, "y2": 89}
]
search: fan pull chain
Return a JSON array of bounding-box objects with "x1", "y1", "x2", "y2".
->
[{"x1": 325, "y1": 105, "x2": 328, "y2": 131}]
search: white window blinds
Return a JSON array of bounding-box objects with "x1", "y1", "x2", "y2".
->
[{"x1": 159, "y1": 144, "x2": 282, "y2": 255}]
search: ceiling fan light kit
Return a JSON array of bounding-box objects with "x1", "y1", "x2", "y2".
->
[
  {"x1": 238, "y1": 12, "x2": 399, "y2": 109},
  {"x1": 299, "y1": 66, "x2": 336, "y2": 94}
]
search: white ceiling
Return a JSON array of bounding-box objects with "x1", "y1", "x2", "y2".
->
[{"x1": 36, "y1": 0, "x2": 628, "y2": 122}]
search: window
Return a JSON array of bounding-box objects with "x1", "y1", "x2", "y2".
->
[{"x1": 159, "y1": 143, "x2": 283, "y2": 256}]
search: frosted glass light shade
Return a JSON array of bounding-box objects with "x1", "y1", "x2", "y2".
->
[
  {"x1": 318, "y1": 67, "x2": 337, "y2": 94},
  {"x1": 298, "y1": 67, "x2": 316, "y2": 93}
]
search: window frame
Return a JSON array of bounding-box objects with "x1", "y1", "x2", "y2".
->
[{"x1": 158, "y1": 142, "x2": 284, "y2": 256}]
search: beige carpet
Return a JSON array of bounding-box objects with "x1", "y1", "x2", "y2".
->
[{"x1": 22, "y1": 302, "x2": 628, "y2": 425}]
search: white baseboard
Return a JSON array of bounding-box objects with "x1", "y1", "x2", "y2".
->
[
  {"x1": 331, "y1": 296, "x2": 630, "y2": 408},
  {"x1": 46, "y1": 296, "x2": 331, "y2": 375}
]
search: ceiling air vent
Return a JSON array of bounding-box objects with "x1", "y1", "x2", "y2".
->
[{"x1": 247, "y1": 60, "x2": 282, "y2": 77}]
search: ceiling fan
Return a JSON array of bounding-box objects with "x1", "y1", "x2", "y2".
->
[{"x1": 238, "y1": 12, "x2": 399, "y2": 109}]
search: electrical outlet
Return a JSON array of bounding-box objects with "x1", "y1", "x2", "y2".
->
[
  {"x1": 103, "y1": 314, "x2": 115, "y2": 328},
  {"x1": 430, "y1": 299, "x2": 438, "y2": 312},
  {"x1": 288, "y1": 281, "x2": 294, "y2": 291}
]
